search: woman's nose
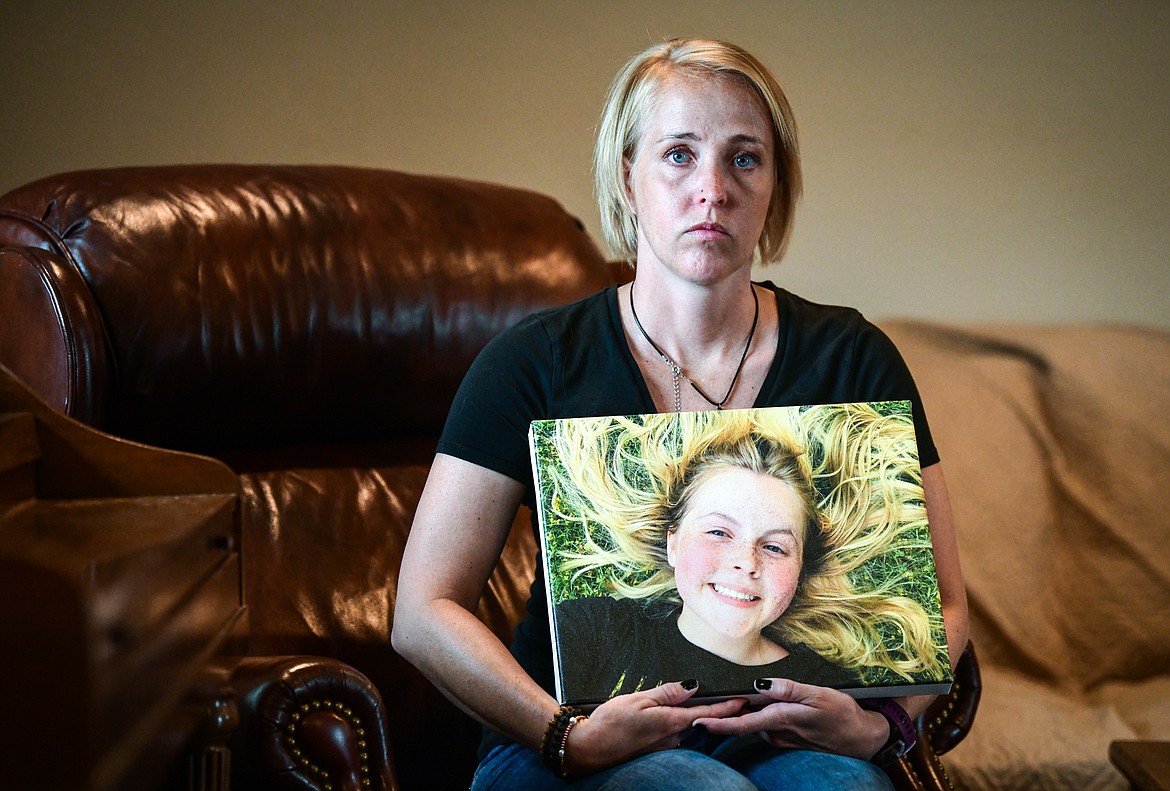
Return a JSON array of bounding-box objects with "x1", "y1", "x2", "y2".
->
[{"x1": 697, "y1": 163, "x2": 728, "y2": 205}]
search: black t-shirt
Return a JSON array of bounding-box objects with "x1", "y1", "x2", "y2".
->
[
  {"x1": 435, "y1": 282, "x2": 938, "y2": 755},
  {"x1": 439, "y1": 283, "x2": 937, "y2": 505},
  {"x1": 556, "y1": 596, "x2": 864, "y2": 705}
]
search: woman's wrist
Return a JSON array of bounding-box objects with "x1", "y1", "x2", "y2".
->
[
  {"x1": 558, "y1": 714, "x2": 590, "y2": 777},
  {"x1": 860, "y1": 699, "x2": 918, "y2": 766},
  {"x1": 861, "y1": 708, "x2": 893, "y2": 759},
  {"x1": 539, "y1": 704, "x2": 586, "y2": 778}
]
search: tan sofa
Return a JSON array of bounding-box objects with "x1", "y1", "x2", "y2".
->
[{"x1": 883, "y1": 321, "x2": 1170, "y2": 790}]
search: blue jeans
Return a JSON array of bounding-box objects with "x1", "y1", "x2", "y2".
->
[{"x1": 470, "y1": 731, "x2": 894, "y2": 791}]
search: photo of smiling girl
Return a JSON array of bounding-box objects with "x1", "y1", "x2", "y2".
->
[{"x1": 533, "y1": 404, "x2": 951, "y2": 705}]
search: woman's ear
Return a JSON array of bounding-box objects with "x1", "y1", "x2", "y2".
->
[
  {"x1": 622, "y1": 157, "x2": 637, "y2": 215},
  {"x1": 665, "y1": 526, "x2": 677, "y2": 568}
]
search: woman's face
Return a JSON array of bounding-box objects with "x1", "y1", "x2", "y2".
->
[
  {"x1": 625, "y1": 70, "x2": 774, "y2": 286},
  {"x1": 667, "y1": 466, "x2": 806, "y2": 654}
]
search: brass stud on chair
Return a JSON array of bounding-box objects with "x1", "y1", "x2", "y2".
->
[{"x1": 283, "y1": 697, "x2": 374, "y2": 789}]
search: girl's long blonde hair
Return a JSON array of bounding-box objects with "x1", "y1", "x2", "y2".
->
[{"x1": 540, "y1": 404, "x2": 949, "y2": 683}]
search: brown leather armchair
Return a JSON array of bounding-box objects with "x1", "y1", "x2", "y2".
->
[{"x1": 0, "y1": 165, "x2": 978, "y2": 791}]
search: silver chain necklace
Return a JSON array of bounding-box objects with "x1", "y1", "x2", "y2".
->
[{"x1": 629, "y1": 283, "x2": 759, "y2": 412}]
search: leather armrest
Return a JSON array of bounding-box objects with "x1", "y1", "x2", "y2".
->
[
  {"x1": 922, "y1": 641, "x2": 981, "y2": 756},
  {"x1": 230, "y1": 655, "x2": 398, "y2": 791},
  {"x1": 0, "y1": 246, "x2": 110, "y2": 423},
  {"x1": 887, "y1": 641, "x2": 981, "y2": 791}
]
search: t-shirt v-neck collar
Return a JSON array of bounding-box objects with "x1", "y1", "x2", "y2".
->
[{"x1": 604, "y1": 282, "x2": 786, "y2": 414}]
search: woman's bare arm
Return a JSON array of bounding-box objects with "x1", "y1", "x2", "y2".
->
[
  {"x1": 392, "y1": 453, "x2": 745, "y2": 771},
  {"x1": 392, "y1": 453, "x2": 554, "y2": 745},
  {"x1": 921, "y1": 461, "x2": 970, "y2": 674}
]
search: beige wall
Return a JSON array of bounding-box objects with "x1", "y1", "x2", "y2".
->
[{"x1": 2, "y1": 1, "x2": 1167, "y2": 327}]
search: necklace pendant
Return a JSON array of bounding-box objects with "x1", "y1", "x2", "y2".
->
[{"x1": 629, "y1": 281, "x2": 760, "y2": 415}]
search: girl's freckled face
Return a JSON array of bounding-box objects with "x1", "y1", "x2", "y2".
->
[{"x1": 667, "y1": 467, "x2": 806, "y2": 652}]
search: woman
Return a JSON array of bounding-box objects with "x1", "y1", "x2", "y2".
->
[
  {"x1": 547, "y1": 407, "x2": 950, "y2": 705},
  {"x1": 393, "y1": 37, "x2": 969, "y2": 790}
]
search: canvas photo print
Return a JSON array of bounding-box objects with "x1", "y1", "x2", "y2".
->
[{"x1": 528, "y1": 403, "x2": 953, "y2": 708}]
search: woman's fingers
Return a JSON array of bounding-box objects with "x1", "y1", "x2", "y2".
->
[
  {"x1": 575, "y1": 680, "x2": 748, "y2": 770},
  {"x1": 690, "y1": 680, "x2": 890, "y2": 759},
  {"x1": 640, "y1": 678, "x2": 701, "y2": 707}
]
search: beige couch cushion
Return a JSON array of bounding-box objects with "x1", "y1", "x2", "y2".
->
[
  {"x1": 946, "y1": 666, "x2": 1135, "y2": 791},
  {"x1": 882, "y1": 322, "x2": 1170, "y2": 790}
]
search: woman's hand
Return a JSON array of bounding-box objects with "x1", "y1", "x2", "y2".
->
[
  {"x1": 563, "y1": 681, "x2": 746, "y2": 776},
  {"x1": 691, "y1": 679, "x2": 890, "y2": 760}
]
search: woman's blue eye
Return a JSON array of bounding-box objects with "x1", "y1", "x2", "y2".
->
[
  {"x1": 763, "y1": 543, "x2": 786, "y2": 555},
  {"x1": 667, "y1": 149, "x2": 692, "y2": 165},
  {"x1": 733, "y1": 153, "x2": 759, "y2": 168}
]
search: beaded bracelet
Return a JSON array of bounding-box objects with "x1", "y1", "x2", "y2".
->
[
  {"x1": 539, "y1": 704, "x2": 585, "y2": 777},
  {"x1": 556, "y1": 715, "x2": 586, "y2": 778}
]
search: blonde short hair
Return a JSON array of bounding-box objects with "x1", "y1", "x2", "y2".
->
[{"x1": 594, "y1": 38, "x2": 802, "y2": 266}]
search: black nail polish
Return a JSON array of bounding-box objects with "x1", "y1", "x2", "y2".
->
[
  {"x1": 681, "y1": 678, "x2": 698, "y2": 690},
  {"x1": 754, "y1": 678, "x2": 773, "y2": 691}
]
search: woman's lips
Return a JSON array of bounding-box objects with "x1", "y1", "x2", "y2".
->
[{"x1": 687, "y1": 222, "x2": 729, "y2": 239}]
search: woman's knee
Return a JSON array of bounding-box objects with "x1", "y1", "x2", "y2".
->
[
  {"x1": 599, "y1": 750, "x2": 759, "y2": 791},
  {"x1": 739, "y1": 748, "x2": 894, "y2": 791}
]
